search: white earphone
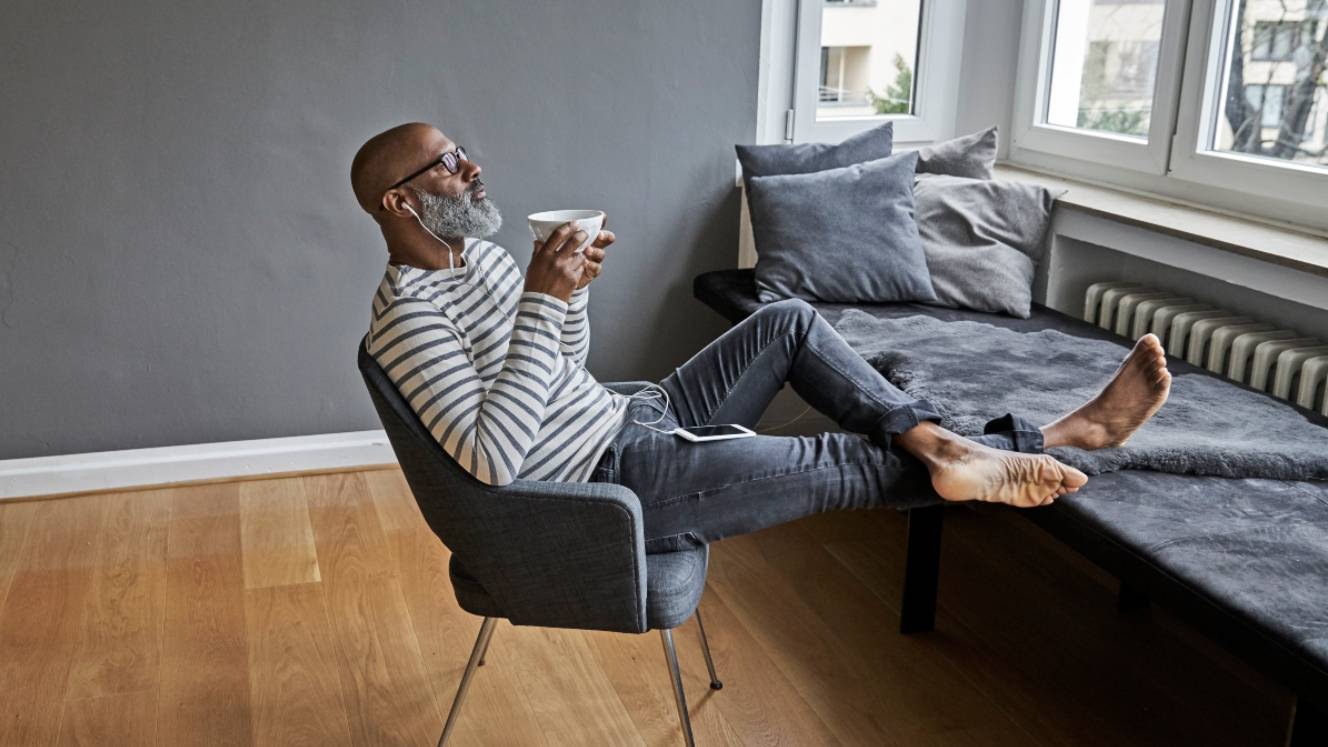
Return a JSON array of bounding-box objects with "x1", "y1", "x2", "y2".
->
[
  {"x1": 624, "y1": 384, "x2": 811, "y2": 435},
  {"x1": 627, "y1": 384, "x2": 674, "y2": 433},
  {"x1": 403, "y1": 201, "x2": 457, "y2": 272}
]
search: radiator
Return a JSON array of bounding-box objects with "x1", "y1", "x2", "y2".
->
[{"x1": 1084, "y1": 281, "x2": 1328, "y2": 416}]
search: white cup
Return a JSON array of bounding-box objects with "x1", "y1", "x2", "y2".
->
[{"x1": 527, "y1": 209, "x2": 605, "y2": 254}]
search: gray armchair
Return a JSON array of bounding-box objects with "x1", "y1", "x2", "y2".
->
[{"x1": 357, "y1": 335, "x2": 722, "y2": 746}]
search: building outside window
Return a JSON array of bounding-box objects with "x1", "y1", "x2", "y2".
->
[
  {"x1": 1250, "y1": 20, "x2": 1314, "y2": 60},
  {"x1": 1045, "y1": 0, "x2": 1167, "y2": 139},
  {"x1": 816, "y1": 0, "x2": 922, "y2": 119},
  {"x1": 1213, "y1": 1, "x2": 1328, "y2": 167}
]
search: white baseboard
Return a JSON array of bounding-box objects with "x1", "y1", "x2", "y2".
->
[{"x1": 0, "y1": 430, "x2": 397, "y2": 501}]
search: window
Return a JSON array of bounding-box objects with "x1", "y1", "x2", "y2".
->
[
  {"x1": 814, "y1": 1, "x2": 921, "y2": 119},
  {"x1": 1243, "y1": 84, "x2": 1285, "y2": 127},
  {"x1": 1012, "y1": 0, "x2": 1187, "y2": 173},
  {"x1": 1205, "y1": 3, "x2": 1328, "y2": 172},
  {"x1": 766, "y1": 0, "x2": 966, "y2": 145},
  {"x1": 1250, "y1": 20, "x2": 1313, "y2": 60},
  {"x1": 819, "y1": 46, "x2": 877, "y2": 107},
  {"x1": 1044, "y1": 1, "x2": 1166, "y2": 138},
  {"x1": 1014, "y1": 0, "x2": 1328, "y2": 227}
]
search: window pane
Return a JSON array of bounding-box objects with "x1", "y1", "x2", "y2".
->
[
  {"x1": 817, "y1": 0, "x2": 923, "y2": 120},
  {"x1": 1210, "y1": 0, "x2": 1328, "y2": 172},
  {"x1": 1262, "y1": 85, "x2": 1285, "y2": 127},
  {"x1": 1044, "y1": 0, "x2": 1166, "y2": 139}
]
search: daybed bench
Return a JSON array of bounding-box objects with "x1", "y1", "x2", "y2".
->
[{"x1": 694, "y1": 267, "x2": 1328, "y2": 745}]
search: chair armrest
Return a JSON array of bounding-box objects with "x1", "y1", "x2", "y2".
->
[{"x1": 428, "y1": 477, "x2": 650, "y2": 634}]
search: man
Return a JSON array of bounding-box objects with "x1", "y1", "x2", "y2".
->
[{"x1": 353, "y1": 122, "x2": 1171, "y2": 554}]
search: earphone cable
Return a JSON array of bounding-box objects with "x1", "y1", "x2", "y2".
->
[{"x1": 755, "y1": 404, "x2": 814, "y2": 433}]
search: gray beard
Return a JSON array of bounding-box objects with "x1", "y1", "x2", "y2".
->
[{"x1": 413, "y1": 185, "x2": 503, "y2": 239}]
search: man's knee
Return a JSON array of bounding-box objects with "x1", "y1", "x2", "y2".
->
[{"x1": 756, "y1": 297, "x2": 817, "y2": 327}]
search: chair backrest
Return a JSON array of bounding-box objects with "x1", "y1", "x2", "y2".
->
[
  {"x1": 355, "y1": 334, "x2": 499, "y2": 546},
  {"x1": 356, "y1": 334, "x2": 652, "y2": 632}
]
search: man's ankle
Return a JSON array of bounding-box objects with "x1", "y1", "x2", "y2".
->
[{"x1": 894, "y1": 421, "x2": 966, "y2": 470}]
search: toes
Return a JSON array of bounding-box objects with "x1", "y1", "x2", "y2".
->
[
  {"x1": 1131, "y1": 335, "x2": 1167, "y2": 370},
  {"x1": 1151, "y1": 367, "x2": 1172, "y2": 391},
  {"x1": 1127, "y1": 345, "x2": 1165, "y2": 373},
  {"x1": 1063, "y1": 465, "x2": 1089, "y2": 488}
]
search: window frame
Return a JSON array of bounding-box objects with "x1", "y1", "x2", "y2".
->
[
  {"x1": 1167, "y1": 0, "x2": 1328, "y2": 215},
  {"x1": 1010, "y1": 0, "x2": 1193, "y2": 175},
  {"x1": 758, "y1": 0, "x2": 968, "y2": 147}
]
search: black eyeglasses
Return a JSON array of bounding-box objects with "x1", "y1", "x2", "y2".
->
[{"x1": 386, "y1": 146, "x2": 469, "y2": 190}]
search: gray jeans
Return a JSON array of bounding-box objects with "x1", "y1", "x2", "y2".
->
[{"x1": 589, "y1": 298, "x2": 1045, "y2": 554}]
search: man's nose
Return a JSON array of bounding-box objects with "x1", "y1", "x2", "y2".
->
[{"x1": 462, "y1": 158, "x2": 481, "y2": 180}]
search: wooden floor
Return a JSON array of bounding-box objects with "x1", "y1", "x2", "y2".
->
[{"x1": 0, "y1": 467, "x2": 1294, "y2": 746}]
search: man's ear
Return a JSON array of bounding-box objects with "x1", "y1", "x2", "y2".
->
[{"x1": 380, "y1": 188, "x2": 414, "y2": 218}]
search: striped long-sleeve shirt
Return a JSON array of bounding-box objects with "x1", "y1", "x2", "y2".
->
[{"x1": 366, "y1": 238, "x2": 632, "y2": 485}]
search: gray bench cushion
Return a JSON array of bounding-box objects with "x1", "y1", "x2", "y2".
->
[{"x1": 694, "y1": 268, "x2": 1328, "y2": 671}]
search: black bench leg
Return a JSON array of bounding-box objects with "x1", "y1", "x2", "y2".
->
[
  {"x1": 1290, "y1": 696, "x2": 1328, "y2": 746},
  {"x1": 1117, "y1": 581, "x2": 1151, "y2": 613},
  {"x1": 900, "y1": 504, "x2": 944, "y2": 634}
]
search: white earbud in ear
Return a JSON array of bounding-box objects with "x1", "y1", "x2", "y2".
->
[{"x1": 402, "y1": 202, "x2": 420, "y2": 218}]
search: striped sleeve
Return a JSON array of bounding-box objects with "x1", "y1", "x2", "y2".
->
[
  {"x1": 368, "y1": 291, "x2": 569, "y2": 487},
  {"x1": 560, "y1": 285, "x2": 591, "y2": 368},
  {"x1": 494, "y1": 241, "x2": 590, "y2": 368}
]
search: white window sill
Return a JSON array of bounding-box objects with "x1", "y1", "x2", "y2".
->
[{"x1": 994, "y1": 163, "x2": 1328, "y2": 281}]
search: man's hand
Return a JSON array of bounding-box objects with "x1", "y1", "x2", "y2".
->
[
  {"x1": 575, "y1": 222, "x2": 615, "y2": 290},
  {"x1": 525, "y1": 223, "x2": 589, "y2": 304}
]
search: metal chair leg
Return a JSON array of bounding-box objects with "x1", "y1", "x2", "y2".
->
[
  {"x1": 694, "y1": 609, "x2": 723, "y2": 690},
  {"x1": 477, "y1": 622, "x2": 494, "y2": 666},
  {"x1": 660, "y1": 628, "x2": 696, "y2": 747},
  {"x1": 439, "y1": 617, "x2": 497, "y2": 747}
]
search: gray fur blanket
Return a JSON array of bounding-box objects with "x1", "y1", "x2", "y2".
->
[{"x1": 832, "y1": 309, "x2": 1328, "y2": 481}]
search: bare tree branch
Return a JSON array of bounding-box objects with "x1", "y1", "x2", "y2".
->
[
  {"x1": 1271, "y1": 13, "x2": 1328, "y2": 158},
  {"x1": 1224, "y1": 0, "x2": 1262, "y2": 152}
]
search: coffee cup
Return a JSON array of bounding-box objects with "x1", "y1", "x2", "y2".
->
[{"x1": 527, "y1": 209, "x2": 605, "y2": 254}]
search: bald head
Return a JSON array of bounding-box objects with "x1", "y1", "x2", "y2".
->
[{"x1": 350, "y1": 122, "x2": 450, "y2": 214}]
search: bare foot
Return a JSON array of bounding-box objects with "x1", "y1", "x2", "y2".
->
[
  {"x1": 926, "y1": 437, "x2": 1089, "y2": 508},
  {"x1": 1042, "y1": 333, "x2": 1172, "y2": 450}
]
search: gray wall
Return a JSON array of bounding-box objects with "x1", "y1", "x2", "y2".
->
[
  {"x1": 954, "y1": 0, "x2": 1023, "y2": 160},
  {"x1": 0, "y1": 0, "x2": 760, "y2": 459}
]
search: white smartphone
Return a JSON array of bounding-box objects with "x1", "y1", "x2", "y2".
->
[{"x1": 673, "y1": 423, "x2": 757, "y2": 442}]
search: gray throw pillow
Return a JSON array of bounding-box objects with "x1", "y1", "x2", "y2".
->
[
  {"x1": 746, "y1": 150, "x2": 937, "y2": 305},
  {"x1": 914, "y1": 172, "x2": 1065, "y2": 318},
  {"x1": 916, "y1": 126, "x2": 998, "y2": 180},
  {"x1": 735, "y1": 121, "x2": 893, "y2": 191}
]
